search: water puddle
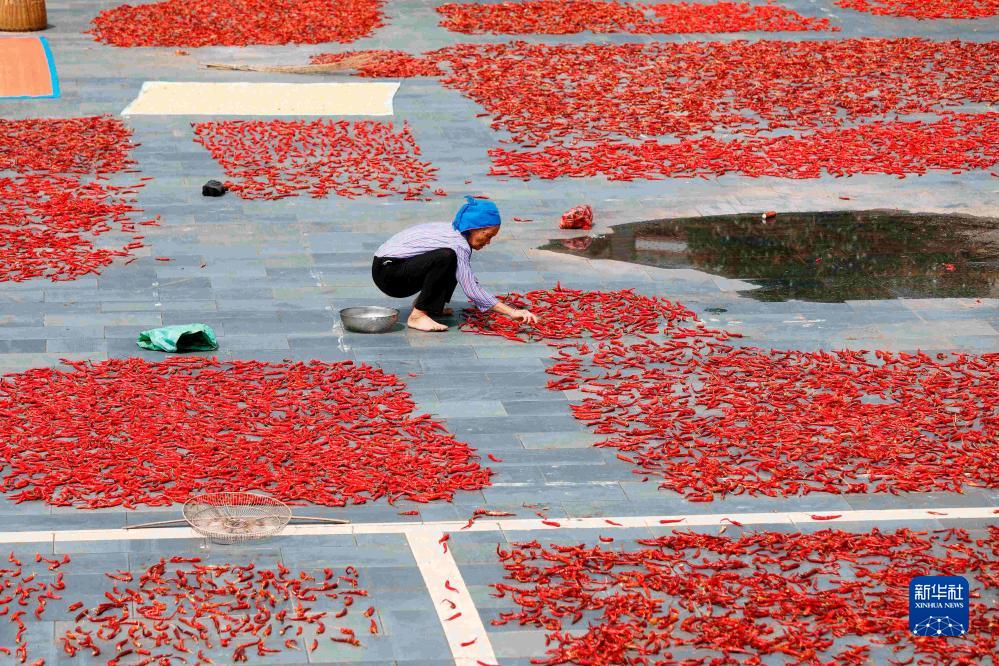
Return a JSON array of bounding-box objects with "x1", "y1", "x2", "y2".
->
[{"x1": 541, "y1": 210, "x2": 999, "y2": 302}]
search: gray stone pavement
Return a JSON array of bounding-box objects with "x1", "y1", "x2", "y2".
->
[{"x1": 1, "y1": 0, "x2": 998, "y2": 663}]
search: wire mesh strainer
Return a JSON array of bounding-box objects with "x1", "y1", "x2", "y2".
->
[
  {"x1": 126, "y1": 492, "x2": 349, "y2": 544},
  {"x1": 183, "y1": 492, "x2": 292, "y2": 545}
]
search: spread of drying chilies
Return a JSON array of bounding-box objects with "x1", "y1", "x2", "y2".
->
[
  {"x1": 0, "y1": 551, "x2": 70, "y2": 663},
  {"x1": 489, "y1": 113, "x2": 999, "y2": 180},
  {"x1": 0, "y1": 116, "x2": 156, "y2": 282},
  {"x1": 437, "y1": 0, "x2": 834, "y2": 34},
  {"x1": 0, "y1": 176, "x2": 154, "y2": 282},
  {"x1": 191, "y1": 119, "x2": 444, "y2": 201},
  {"x1": 835, "y1": 0, "x2": 999, "y2": 19},
  {"x1": 62, "y1": 558, "x2": 376, "y2": 664},
  {"x1": 89, "y1": 0, "x2": 384, "y2": 46},
  {"x1": 491, "y1": 527, "x2": 998, "y2": 664},
  {"x1": 0, "y1": 357, "x2": 491, "y2": 508},
  {"x1": 462, "y1": 286, "x2": 998, "y2": 500},
  {"x1": 435, "y1": 39, "x2": 997, "y2": 144},
  {"x1": 317, "y1": 39, "x2": 999, "y2": 141},
  {"x1": 313, "y1": 38, "x2": 998, "y2": 180},
  {"x1": 0, "y1": 116, "x2": 136, "y2": 176}
]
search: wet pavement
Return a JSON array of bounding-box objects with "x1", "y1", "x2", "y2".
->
[
  {"x1": 1, "y1": 0, "x2": 997, "y2": 664},
  {"x1": 541, "y1": 209, "x2": 999, "y2": 302}
]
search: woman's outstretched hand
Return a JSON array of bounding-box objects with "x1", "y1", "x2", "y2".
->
[
  {"x1": 509, "y1": 309, "x2": 538, "y2": 324},
  {"x1": 492, "y1": 301, "x2": 539, "y2": 325}
]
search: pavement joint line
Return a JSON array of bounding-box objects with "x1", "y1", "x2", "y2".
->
[
  {"x1": 406, "y1": 530, "x2": 498, "y2": 666},
  {"x1": 0, "y1": 506, "x2": 994, "y2": 545}
]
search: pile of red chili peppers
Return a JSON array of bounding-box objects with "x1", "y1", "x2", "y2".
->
[
  {"x1": 89, "y1": 0, "x2": 384, "y2": 47},
  {"x1": 0, "y1": 116, "x2": 155, "y2": 282},
  {"x1": 191, "y1": 119, "x2": 443, "y2": 201},
  {"x1": 437, "y1": 1, "x2": 834, "y2": 34},
  {"x1": 492, "y1": 527, "x2": 998, "y2": 664},
  {"x1": 835, "y1": 0, "x2": 999, "y2": 19},
  {"x1": 0, "y1": 551, "x2": 69, "y2": 663},
  {"x1": 463, "y1": 286, "x2": 998, "y2": 500},
  {"x1": 0, "y1": 357, "x2": 491, "y2": 508},
  {"x1": 62, "y1": 557, "x2": 376, "y2": 664}
]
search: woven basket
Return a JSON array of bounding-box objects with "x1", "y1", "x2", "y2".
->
[{"x1": 0, "y1": 0, "x2": 47, "y2": 31}]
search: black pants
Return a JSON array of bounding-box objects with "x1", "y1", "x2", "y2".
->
[{"x1": 372, "y1": 248, "x2": 458, "y2": 315}]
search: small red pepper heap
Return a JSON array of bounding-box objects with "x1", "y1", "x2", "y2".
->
[
  {"x1": 835, "y1": 0, "x2": 999, "y2": 19},
  {"x1": 492, "y1": 527, "x2": 998, "y2": 664},
  {"x1": 560, "y1": 205, "x2": 594, "y2": 230},
  {"x1": 0, "y1": 116, "x2": 157, "y2": 282},
  {"x1": 0, "y1": 551, "x2": 70, "y2": 662},
  {"x1": 0, "y1": 357, "x2": 491, "y2": 508},
  {"x1": 437, "y1": 1, "x2": 834, "y2": 35},
  {"x1": 63, "y1": 558, "x2": 375, "y2": 663},
  {"x1": 191, "y1": 119, "x2": 444, "y2": 201},
  {"x1": 463, "y1": 286, "x2": 998, "y2": 499},
  {"x1": 89, "y1": 0, "x2": 385, "y2": 47}
]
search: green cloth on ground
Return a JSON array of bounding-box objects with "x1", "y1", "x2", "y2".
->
[{"x1": 136, "y1": 324, "x2": 218, "y2": 352}]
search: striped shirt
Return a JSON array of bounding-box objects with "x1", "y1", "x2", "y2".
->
[{"x1": 375, "y1": 223, "x2": 499, "y2": 311}]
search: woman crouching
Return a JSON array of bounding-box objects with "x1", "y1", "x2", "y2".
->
[{"x1": 372, "y1": 197, "x2": 539, "y2": 331}]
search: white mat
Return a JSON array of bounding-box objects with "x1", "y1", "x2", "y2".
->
[{"x1": 122, "y1": 81, "x2": 399, "y2": 116}]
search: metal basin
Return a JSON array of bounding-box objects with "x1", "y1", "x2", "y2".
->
[{"x1": 339, "y1": 306, "x2": 399, "y2": 333}]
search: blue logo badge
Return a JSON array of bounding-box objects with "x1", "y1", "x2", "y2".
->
[{"x1": 909, "y1": 576, "x2": 969, "y2": 636}]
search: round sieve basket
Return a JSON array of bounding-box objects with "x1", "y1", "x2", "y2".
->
[{"x1": 182, "y1": 492, "x2": 292, "y2": 545}]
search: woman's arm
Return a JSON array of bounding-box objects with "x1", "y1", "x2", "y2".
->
[{"x1": 492, "y1": 301, "x2": 538, "y2": 324}]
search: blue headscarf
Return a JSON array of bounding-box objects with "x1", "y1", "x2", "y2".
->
[{"x1": 452, "y1": 196, "x2": 501, "y2": 234}]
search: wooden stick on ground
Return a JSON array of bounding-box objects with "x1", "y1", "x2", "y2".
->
[{"x1": 204, "y1": 53, "x2": 382, "y2": 75}]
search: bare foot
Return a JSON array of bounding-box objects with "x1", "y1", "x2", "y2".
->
[
  {"x1": 407, "y1": 312, "x2": 448, "y2": 332},
  {"x1": 413, "y1": 299, "x2": 453, "y2": 317}
]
